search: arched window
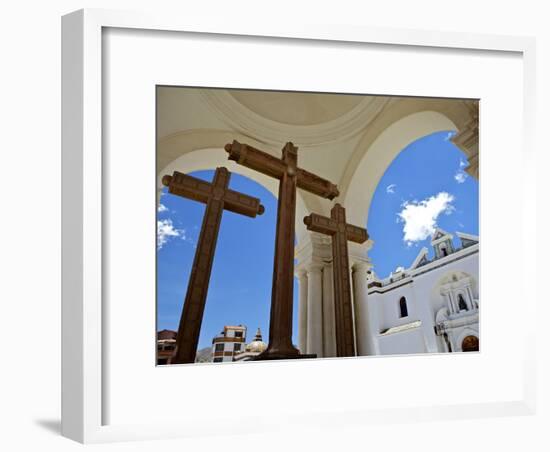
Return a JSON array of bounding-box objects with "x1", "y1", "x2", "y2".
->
[
  {"x1": 399, "y1": 297, "x2": 408, "y2": 318},
  {"x1": 461, "y1": 335, "x2": 479, "y2": 352},
  {"x1": 441, "y1": 246, "x2": 448, "y2": 257},
  {"x1": 458, "y1": 294, "x2": 468, "y2": 311}
]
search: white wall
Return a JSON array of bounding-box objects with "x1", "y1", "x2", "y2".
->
[
  {"x1": 2, "y1": 1, "x2": 549, "y2": 452},
  {"x1": 378, "y1": 328, "x2": 427, "y2": 355},
  {"x1": 367, "y1": 250, "x2": 479, "y2": 355}
]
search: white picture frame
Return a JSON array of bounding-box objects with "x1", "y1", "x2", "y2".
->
[{"x1": 62, "y1": 8, "x2": 537, "y2": 444}]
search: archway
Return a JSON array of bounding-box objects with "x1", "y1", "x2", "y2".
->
[
  {"x1": 461, "y1": 335, "x2": 479, "y2": 352},
  {"x1": 363, "y1": 127, "x2": 479, "y2": 279},
  {"x1": 158, "y1": 146, "x2": 311, "y2": 244},
  {"x1": 343, "y1": 110, "x2": 460, "y2": 228}
]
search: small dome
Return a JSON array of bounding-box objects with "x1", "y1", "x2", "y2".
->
[{"x1": 245, "y1": 328, "x2": 267, "y2": 353}]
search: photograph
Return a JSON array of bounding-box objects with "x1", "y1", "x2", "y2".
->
[{"x1": 155, "y1": 87, "x2": 479, "y2": 365}]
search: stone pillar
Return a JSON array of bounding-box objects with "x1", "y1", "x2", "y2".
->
[
  {"x1": 449, "y1": 293, "x2": 458, "y2": 314},
  {"x1": 306, "y1": 263, "x2": 324, "y2": 357},
  {"x1": 466, "y1": 286, "x2": 475, "y2": 310},
  {"x1": 348, "y1": 240, "x2": 374, "y2": 355},
  {"x1": 322, "y1": 263, "x2": 336, "y2": 357},
  {"x1": 348, "y1": 261, "x2": 358, "y2": 355},
  {"x1": 297, "y1": 270, "x2": 308, "y2": 354},
  {"x1": 352, "y1": 262, "x2": 371, "y2": 356}
]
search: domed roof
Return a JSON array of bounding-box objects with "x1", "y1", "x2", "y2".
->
[{"x1": 245, "y1": 328, "x2": 267, "y2": 353}]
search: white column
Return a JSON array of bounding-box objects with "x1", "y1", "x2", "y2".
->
[
  {"x1": 352, "y1": 262, "x2": 371, "y2": 356},
  {"x1": 322, "y1": 263, "x2": 336, "y2": 357},
  {"x1": 466, "y1": 286, "x2": 475, "y2": 310},
  {"x1": 306, "y1": 263, "x2": 324, "y2": 357},
  {"x1": 297, "y1": 269, "x2": 308, "y2": 354},
  {"x1": 450, "y1": 293, "x2": 458, "y2": 314}
]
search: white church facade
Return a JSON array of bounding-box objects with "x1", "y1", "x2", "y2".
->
[
  {"x1": 364, "y1": 229, "x2": 479, "y2": 356},
  {"x1": 294, "y1": 227, "x2": 479, "y2": 358}
]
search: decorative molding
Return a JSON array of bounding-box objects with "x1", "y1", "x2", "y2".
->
[
  {"x1": 435, "y1": 312, "x2": 479, "y2": 335},
  {"x1": 451, "y1": 102, "x2": 479, "y2": 179},
  {"x1": 198, "y1": 89, "x2": 391, "y2": 147},
  {"x1": 410, "y1": 247, "x2": 429, "y2": 270}
]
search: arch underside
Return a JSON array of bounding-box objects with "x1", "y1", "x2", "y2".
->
[
  {"x1": 157, "y1": 134, "x2": 311, "y2": 243},
  {"x1": 343, "y1": 110, "x2": 461, "y2": 228},
  {"x1": 157, "y1": 91, "x2": 477, "y2": 247}
]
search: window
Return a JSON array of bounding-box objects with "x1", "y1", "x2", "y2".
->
[
  {"x1": 235, "y1": 331, "x2": 243, "y2": 338},
  {"x1": 234, "y1": 343, "x2": 241, "y2": 351},
  {"x1": 215, "y1": 343, "x2": 224, "y2": 352},
  {"x1": 399, "y1": 297, "x2": 408, "y2": 318},
  {"x1": 441, "y1": 246, "x2": 448, "y2": 257},
  {"x1": 458, "y1": 294, "x2": 468, "y2": 311},
  {"x1": 213, "y1": 357, "x2": 223, "y2": 362}
]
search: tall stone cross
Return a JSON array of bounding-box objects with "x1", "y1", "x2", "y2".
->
[
  {"x1": 303, "y1": 203, "x2": 368, "y2": 357},
  {"x1": 162, "y1": 167, "x2": 265, "y2": 364},
  {"x1": 225, "y1": 140, "x2": 339, "y2": 359}
]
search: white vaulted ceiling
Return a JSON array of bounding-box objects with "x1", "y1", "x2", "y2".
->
[
  {"x1": 227, "y1": 89, "x2": 365, "y2": 126},
  {"x1": 156, "y1": 86, "x2": 478, "y2": 242}
]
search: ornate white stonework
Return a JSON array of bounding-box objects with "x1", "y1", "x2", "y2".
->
[{"x1": 365, "y1": 230, "x2": 479, "y2": 355}]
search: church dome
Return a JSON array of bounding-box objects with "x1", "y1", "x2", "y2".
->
[{"x1": 245, "y1": 328, "x2": 267, "y2": 353}]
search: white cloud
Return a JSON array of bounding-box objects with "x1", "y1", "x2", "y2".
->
[
  {"x1": 157, "y1": 219, "x2": 186, "y2": 249},
  {"x1": 157, "y1": 203, "x2": 168, "y2": 213},
  {"x1": 459, "y1": 159, "x2": 468, "y2": 168},
  {"x1": 454, "y1": 171, "x2": 467, "y2": 183},
  {"x1": 386, "y1": 183, "x2": 397, "y2": 194},
  {"x1": 445, "y1": 131, "x2": 456, "y2": 141},
  {"x1": 397, "y1": 192, "x2": 455, "y2": 246}
]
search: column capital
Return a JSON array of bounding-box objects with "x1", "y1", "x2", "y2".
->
[
  {"x1": 352, "y1": 261, "x2": 372, "y2": 275},
  {"x1": 295, "y1": 231, "x2": 332, "y2": 269},
  {"x1": 306, "y1": 262, "x2": 324, "y2": 274},
  {"x1": 348, "y1": 239, "x2": 373, "y2": 262}
]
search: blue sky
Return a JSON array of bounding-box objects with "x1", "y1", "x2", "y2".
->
[
  {"x1": 367, "y1": 130, "x2": 479, "y2": 278},
  {"x1": 156, "y1": 171, "x2": 297, "y2": 349},
  {"x1": 157, "y1": 130, "x2": 478, "y2": 349}
]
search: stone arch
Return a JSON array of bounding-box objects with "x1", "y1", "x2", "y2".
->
[
  {"x1": 157, "y1": 128, "x2": 265, "y2": 177},
  {"x1": 158, "y1": 131, "x2": 312, "y2": 243},
  {"x1": 342, "y1": 110, "x2": 459, "y2": 228}
]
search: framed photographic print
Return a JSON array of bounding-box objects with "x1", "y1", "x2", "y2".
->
[{"x1": 62, "y1": 9, "x2": 537, "y2": 443}]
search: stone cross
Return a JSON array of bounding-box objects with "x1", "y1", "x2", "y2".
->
[
  {"x1": 225, "y1": 140, "x2": 339, "y2": 359},
  {"x1": 162, "y1": 167, "x2": 264, "y2": 364},
  {"x1": 303, "y1": 203, "x2": 368, "y2": 357}
]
